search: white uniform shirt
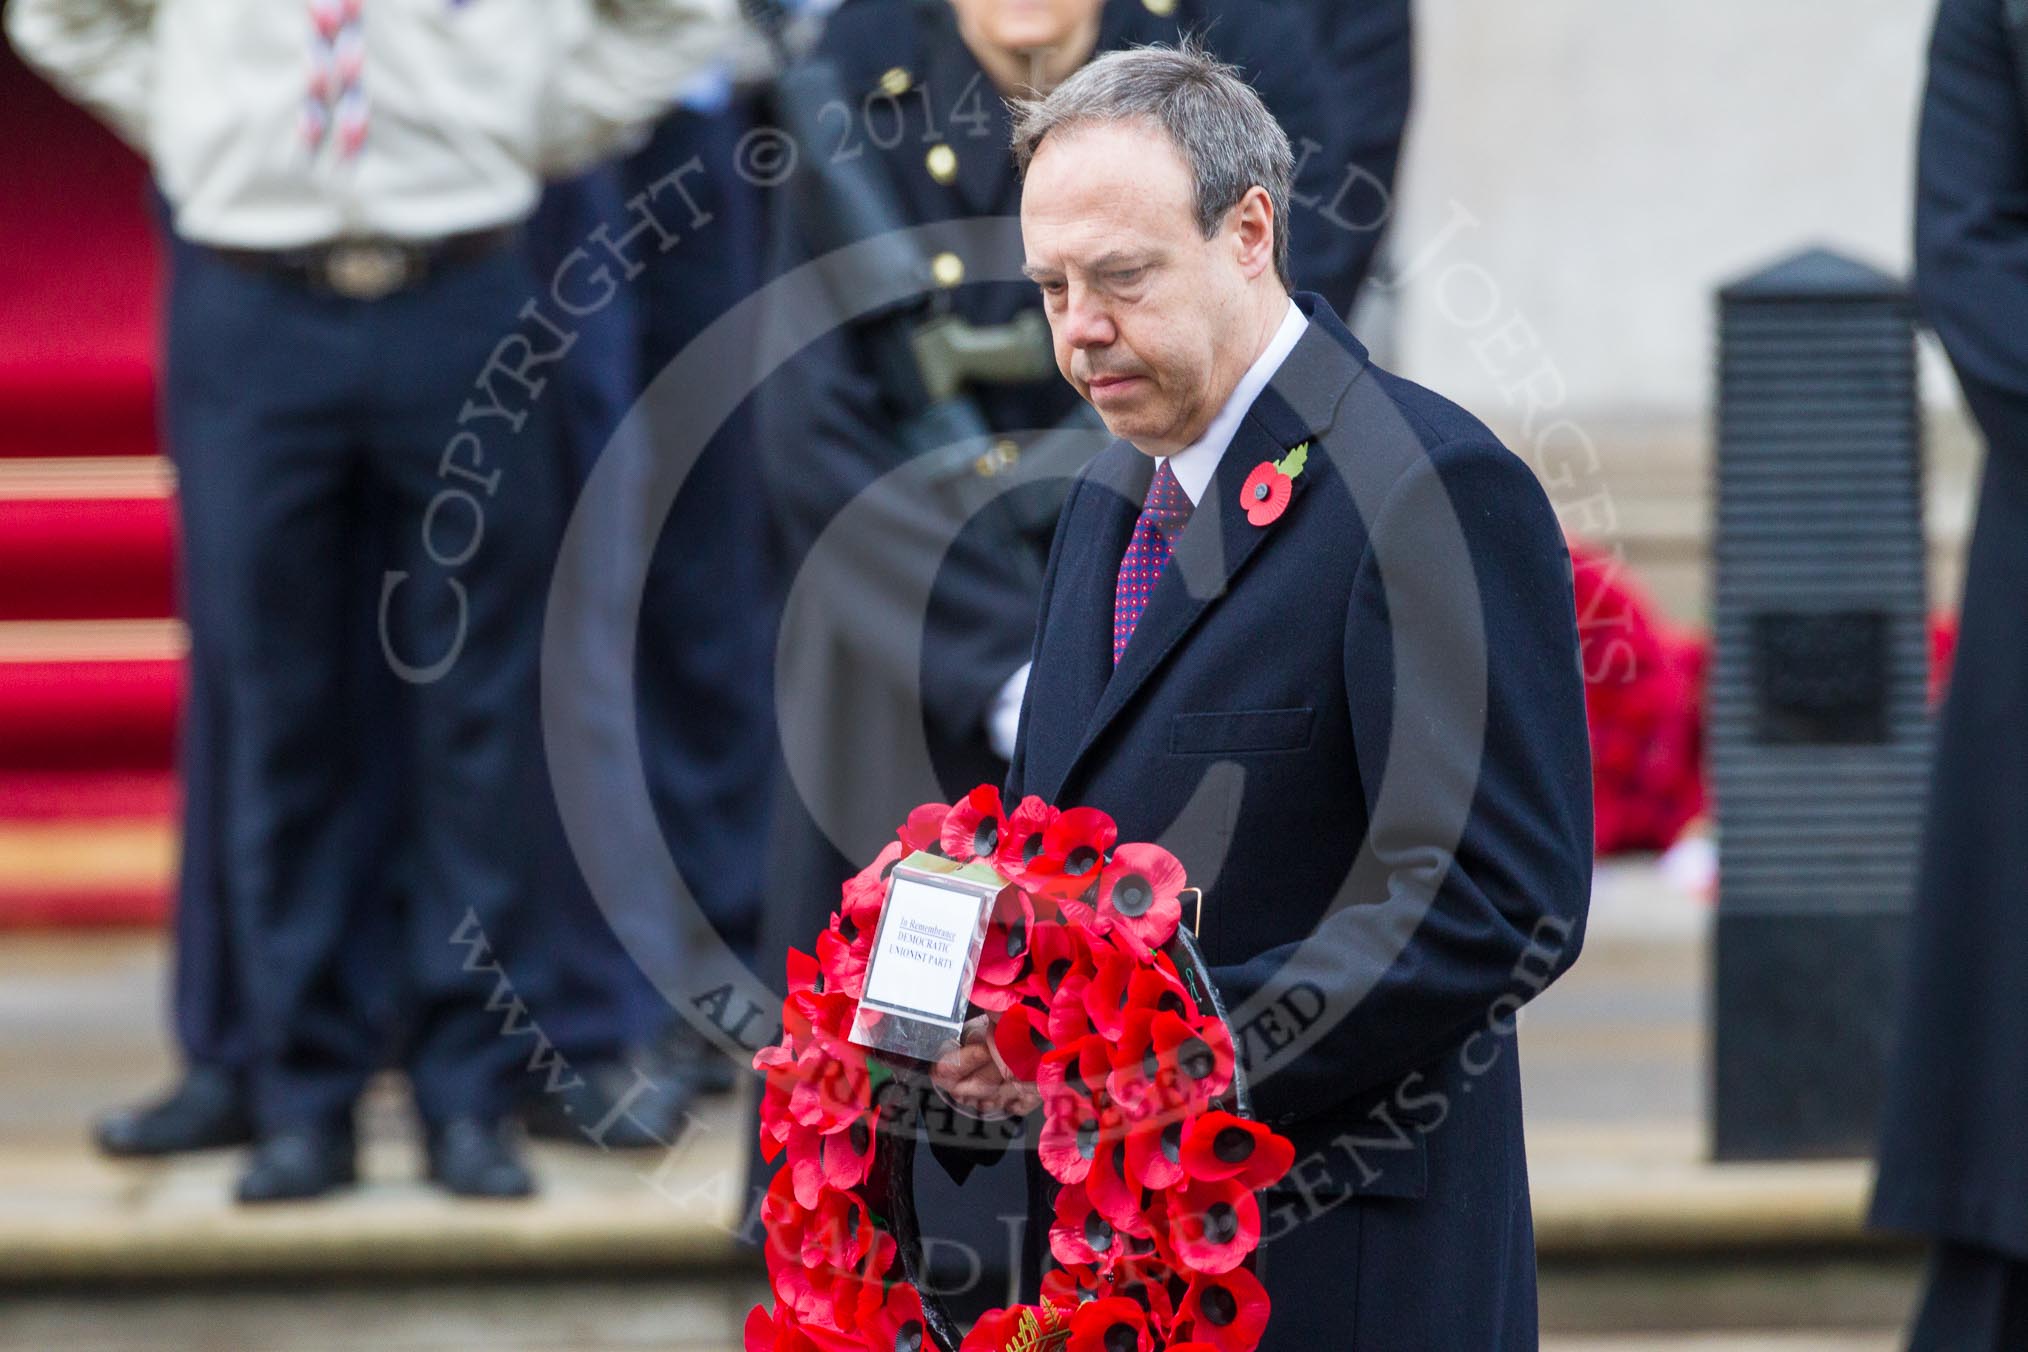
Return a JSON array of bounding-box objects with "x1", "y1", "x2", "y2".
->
[{"x1": 5, "y1": 0, "x2": 736, "y2": 248}]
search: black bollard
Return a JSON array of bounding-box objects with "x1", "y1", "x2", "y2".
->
[{"x1": 1709, "y1": 246, "x2": 1934, "y2": 1160}]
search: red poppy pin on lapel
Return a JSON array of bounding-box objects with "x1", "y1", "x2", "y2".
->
[{"x1": 1241, "y1": 441, "x2": 1308, "y2": 526}]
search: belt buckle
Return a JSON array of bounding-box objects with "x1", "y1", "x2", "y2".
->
[{"x1": 323, "y1": 241, "x2": 410, "y2": 300}]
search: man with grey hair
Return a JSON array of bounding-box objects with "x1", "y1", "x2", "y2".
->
[{"x1": 933, "y1": 44, "x2": 1592, "y2": 1349}]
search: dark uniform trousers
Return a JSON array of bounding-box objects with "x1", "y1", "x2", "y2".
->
[
  {"x1": 167, "y1": 239, "x2": 560, "y2": 1131},
  {"x1": 161, "y1": 226, "x2": 400, "y2": 1087}
]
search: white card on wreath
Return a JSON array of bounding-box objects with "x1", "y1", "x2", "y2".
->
[{"x1": 849, "y1": 852, "x2": 1002, "y2": 1062}]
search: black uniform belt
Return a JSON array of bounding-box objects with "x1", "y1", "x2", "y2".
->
[{"x1": 207, "y1": 225, "x2": 519, "y2": 301}]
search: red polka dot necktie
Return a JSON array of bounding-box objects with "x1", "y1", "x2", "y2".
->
[{"x1": 1112, "y1": 460, "x2": 1193, "y2": 665}]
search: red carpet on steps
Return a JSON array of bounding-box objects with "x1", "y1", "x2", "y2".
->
[
  {"x1": 0, "y1": 41, "x2": 160, "y2": 461},
  {"x1": 1, "y1": 37, "x2": 176, "y2": 928},
  {"x1": 0, "y1": 497, "x2": 176, "y2": 620},
  {"x1": 0, "y1": 661, "x2": 181, "y2": 769}
]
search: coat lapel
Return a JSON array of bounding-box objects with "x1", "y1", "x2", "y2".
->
[{"x1": 1054, "y1": 297, "x2": 1370, "y2": 796}]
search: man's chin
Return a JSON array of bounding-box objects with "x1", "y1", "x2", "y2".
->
[
  {"x1": 1092, "y1": 412, "x2": 1175, "y2": 455},
  {"x1": 1088, "y1": 401, "x2": 1155, "y2": 444}
]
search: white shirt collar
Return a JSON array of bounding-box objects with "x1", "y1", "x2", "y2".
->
[{"x1": 1159, "y1": 298, "x2": 1309, "y2": 506}]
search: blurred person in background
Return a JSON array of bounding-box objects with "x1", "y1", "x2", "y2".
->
[
  {"x1": 750, "y1": 0, "x2": 1403, "y2": 1315},
  {"x1": 96, "y1": 169, "x2": 719, "y2": 1162},
  {"x1": 93, "y1": 228, "x2": 403, "y2": 1156},
  {"x1": 1256, "y1": 0, "x2": 1412, "y2": 315},
  {"x1": 514, "y1": 163, "x2": 721, "y2": 1147},
  {"x1": 1871, "y1": 0, "x2": 2028, "y2": 1345},
  {"x1": 614, "y1": 65, "x2": 779, "y2": 1101},
  {"x1": 6, "y1": 0, "x2": 733, "y2": 1202}
]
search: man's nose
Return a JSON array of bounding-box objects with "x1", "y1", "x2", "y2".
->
[{"x1": 1062, "y1": 286, "x2": 1117, "y2": 349}]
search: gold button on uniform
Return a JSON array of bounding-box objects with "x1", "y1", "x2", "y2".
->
[
  {"x1": 975, "y1": 439, "x2": 1021, "y2": 478},
  {"x1": 880, "y1": 66, "x2": 913, "y2": 97},
  {"x1": 930, "y1": 251, "x2": 965, "y2": 288},
  {"x1": 1142, "y1": 0, "x2": 1176, "y2": 14},
  {"x1": 925, "y1": 143, "x2": 958, "y2": 184}
]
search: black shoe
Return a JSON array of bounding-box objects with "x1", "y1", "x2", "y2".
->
[
  {"x1": 425, "y1": 1117, "x2": 534, "y2": 1198},
  {"x1": 235, "y1": 1121, "x2": 357, "y2": 1204},
  {"x1": 524, "y1": 1053, "x2": 694, "y2": 1150},
  {"x1": 94, "y1": 1065, "x2": 254, "y2": 1158}
]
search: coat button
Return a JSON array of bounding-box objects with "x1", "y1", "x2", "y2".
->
[
  {"x1": 1142, "y1": 0, "x2": 1176, "y2": 13},
  {"x1": 930, "y1": 251, "x2": 965, "y2": 288},
  {"x1": 925, "y1": 143, "x2": 958, "y2": 184},
  {"x1": 880, "y1": 65, "x2": 913, "y2": 97}
]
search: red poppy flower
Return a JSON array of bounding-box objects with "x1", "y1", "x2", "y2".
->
[
  {"x1": 789, "y1": 1040, "x2": 871, "y2": 1134},
  {"x1": 1046, "y1": 970, "x2": 1096, "y2": 1045},
  {"x1": 837, "y1": 841, "x2": 904, "y2": 939},
  {"x1": 1175, "y1": 1265, "x2": 1270, "y2": 1352},
  {"x1": 1023, "y1": 807, "x2": 1118, "y2": 901},
  {"x1": 1086, "y1": 1121, "x2": 1152, "y2": 1237},
  {"x1": 1240, "y1": 462, "x2": 1292, "y2": 527},
  {"x1": 1166, "y1": 1175, "x2": 1260, "y2": 1274},
  {"x1": 1161, "y1": 1013, "x2": 1234, "y2": 1104},
  {"x1": 1103, "y1": 1251, "x2": 1183, "y2": 1338},
  {"x1": 994, "y1": 795, "x2": 1060, "y2": 879},
  {"x1": 853, "y1": 1279, "x2": 929, "y2": 1352},
  {"x1": 940, "y1": 784, "x2": 1009, "y2": 863},
  {"x1": 1039, "y1": 1098, "x2": 1112, "y2": 1186},
  {"x1": 1022, "y1": 919, "x2": 1095, "y2": 1004},
  {"x1": 1041, "y1": 1263, "x2": 1108, "y2": 1313},
  {"x1": 815, "y1": 928, "x2": 867, "y2": 1002},
  {"x1": 786, "y1": 1109, "x2": 877, "y2": 1207},
  {"x1": 1079, "y1": 946, "x2": 1137, "y2": 1040},
  {"x1": 1096, "y1": 843, "x2": 1187, "y2": 955},
  {"x1": 972, "y1": 888, "x2": 1037, "y2": 1012},
  {"x1": 772, "y1": 1173, "x2": 881, "y2": 1275},
  {"x1": 1106, "y1": 1009, "x2": 1163, "y2": 1118},
  {"x1": 1049, "y1": 1177, "x2": 1128, "y2": 1269},
  {"x1": 992, "y1": 1000, "x2": 1054, "y2": 1083},
  {"x1": 1179, "y1": 1113, "x2": 1295, "y2": 1190},
  {"x1": 753, "y1": 1042, "x2": 798, "y2": 1162},
  {"x1": 781, "y1": 948, "x2": 822, "y2": 999},
  {"x1": 762, "y1": 1269, "x2": 833, "y2": 1338},
  {"x1": 1113, "y1": 1010, "x2": 1232, "y2": 1117},
  {"x1": 897, "y1": 800, "x2": 950, "y2": 854},
  {"x1": 1036, "y1": 1034, "x2": 1110, "y2": 1121},
  {"x1": 743, "y1": 1302, "x2": 819, "y2": 1352},
  {"x1": 778, "y1": 988, "x2": 856, "y2": 1073},
  {"x1": 1067, "y1": 1297, "x2": 1153, "y2": 1352},
  {"x1": 959, "y1": 1307, "x2": 1027, "y2": 1352},
  {"x1": 1111, "y1": 1006, "x2": 1232, "y2": 1119},
  {"x1": 757, "y1": 1168, "x2": 813, "y2": 1264},
  {"x1": 1110, "y1": 962, "x2": 1193, "y2": 1036},
  {"x1": 1124, "y1": 1111, "x2": 1189, "y2": 1191}
]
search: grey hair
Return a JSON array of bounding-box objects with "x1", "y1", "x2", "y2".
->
[{"x1": 1010, "y1": 40, "x2": 1295, "y2": 290}]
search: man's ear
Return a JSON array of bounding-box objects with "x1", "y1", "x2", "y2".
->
[{"x1": 1231, "y1": 186, "x2": 1276, "y2": 281}]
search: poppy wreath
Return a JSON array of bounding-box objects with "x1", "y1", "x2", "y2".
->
[{"x1": 748, "y1": 785, "x2": 1296, "y2": 1352}]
